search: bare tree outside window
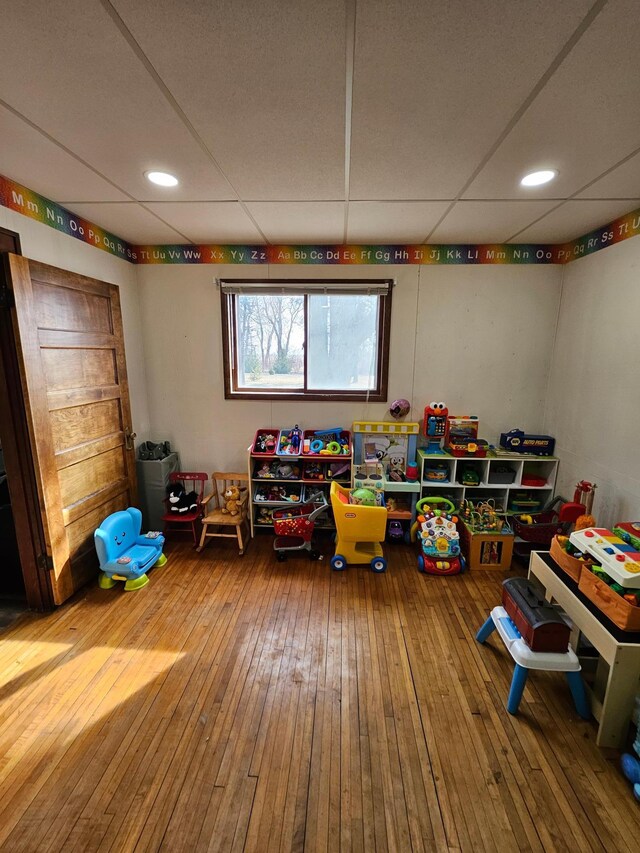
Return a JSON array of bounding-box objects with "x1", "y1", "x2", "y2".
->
[{"x1": 221, "y1": 280, "x2": 392, "y2": 401}]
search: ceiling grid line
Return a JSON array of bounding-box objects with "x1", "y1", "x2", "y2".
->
[
  {"x1": 422, "y1": 0, "x2": 609, "y2": 243},
  {"x1": 1, "y1": 1, "x2": 638, "y2": 247},
  {"x1": 0, "y1": 97, "x2": 194, "y2": 243},
  {"x1": 505, "y1": 142, "x2": 640, "y2": 241},
  {"x1": 342, "y1": 0, "x2": 357, "y2": 243},
  {"x1": 97, "y1": 0, "x2": 271, "y2": 245}
]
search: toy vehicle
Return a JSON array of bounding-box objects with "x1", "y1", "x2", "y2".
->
[
  {"x1": 272, "y1": 492, "x2": 327, "y2": 561},
  {"x1": 425, "y1": 462, "x2": 449, "y2": 481},
  {"x1": 413, "y1": 496, "x2": 465, "y2": 575},
  {"x1": 387, "y1": 520, "x2": 405, "y2": 541},
  {"x1": 499, "y1": 429, "x2": 555, "y2": 456},
  {"x1": 460, "y1": 466, "x2": 480, "y2": 486}
]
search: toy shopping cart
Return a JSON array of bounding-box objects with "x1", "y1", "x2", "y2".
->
[
  {"x1": 329, "y1": 481, "x2": 387, "y2": 573},
  {"x1": 511, "y1": 496, "x2": 583, "y2": 549},
  {"x1": 272, "y1": 492, "x2": 327, "y2": 562}
]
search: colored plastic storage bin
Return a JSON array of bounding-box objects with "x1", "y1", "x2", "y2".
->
[
  {"x1": 303, "y1": 429, "x2": 351, "y2": 456},
  {"x1": 550, "y1": 535, "x2": 585, "y2": 583},
  {"x1": 277, "y1": 426, "x2": 303, "y2": 456},
  {"x1": 252, "y1": 428, "x2": 280, "y2": 456},
  {"x1": 253, "y1": 482, "x2": 302, "y2": 506},
  {"x1": 578, "y1": 567, "x2": 640, "y2": 631}
]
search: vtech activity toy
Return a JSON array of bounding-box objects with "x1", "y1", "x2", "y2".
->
[{"x1": 413, "y1": 496, "x2": 465, "y2": 576}]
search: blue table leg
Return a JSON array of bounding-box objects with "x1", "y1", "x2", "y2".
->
[
  {"x1": 565, "y1": 671, "x2": 591, "y2": 719},
  {"x1": 507, "y1": 664, "x2": 529, "y2": 714},
  {"x1": 476, "y1": 615, "x2": 496, "y2": 644}
]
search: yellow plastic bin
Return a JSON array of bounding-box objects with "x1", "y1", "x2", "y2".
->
[{"x1": 330, "y1": 481, "x2": 388, "y2": 572}]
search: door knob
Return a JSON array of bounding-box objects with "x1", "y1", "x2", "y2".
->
[{"x1": 124, "y1": 427, "x2": 137, "y2": 451}]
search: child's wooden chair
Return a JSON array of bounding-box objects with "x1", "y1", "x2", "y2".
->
[
  {"x1": 161, "y1": 472, "x2": 207, "y2": 546},
  {"x1": 197, "y1": 472, "x2": 250, "y2": 556}
]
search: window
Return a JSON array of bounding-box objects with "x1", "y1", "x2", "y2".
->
[{"x1": 220, "y1": 279, "x2": 392, "y2": 400}]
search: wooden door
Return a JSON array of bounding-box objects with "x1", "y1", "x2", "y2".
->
[{"x1": 4, "y1": 254, "x2": 137, "y2": 604}]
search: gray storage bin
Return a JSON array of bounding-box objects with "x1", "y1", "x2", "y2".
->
[
  {"x1": 136, "y1": 451, "x2": 180, "y2": 530},
  {"x1": 488, "y1": 466, "x2": 516, "y2": 484}
]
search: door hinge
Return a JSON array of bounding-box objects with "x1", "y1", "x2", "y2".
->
[
  {"x1": 0, "y1": 286, "x2": 14, "y2": 309},
  {"x1": 37, "y1": 553, "x2": 54, "y2": 572}
]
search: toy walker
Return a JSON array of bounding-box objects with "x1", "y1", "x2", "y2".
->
[
  {"x1": 330, "y1": 481, "x2": 387, "y2": 573},
  {"x1": 94, "y1": 506, "x2": 167, "y2": 591},
  {"x1": 272, "y1": 493, "x2": 327, "y2": 562},
  {"x1": 412, "y1": 496, "x2": 465, "y2": 575}
]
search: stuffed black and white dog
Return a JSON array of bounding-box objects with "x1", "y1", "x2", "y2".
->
[{"x1": 166, "y1": 482, "x2": 198, "y2": 513}]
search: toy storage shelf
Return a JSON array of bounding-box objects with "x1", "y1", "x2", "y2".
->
[
  {"x1": 247, "y1": 441, "x2": 351, "y2": 537},
  {"x1": 418, "y1": 449, "x2": 558, "y2": 511},
  {"x1": 351, "y1": 420, "x2": 422, "y2": 533}
]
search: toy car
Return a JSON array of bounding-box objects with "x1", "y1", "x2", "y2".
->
[
  {"x1": 460, "y1": 466, "x2": 480, "y2": 486},
  {"x1": 425, "y1": 462, "x2": 449, "y2": 481},
  {"x1": 388, "y1": 520, "x2": 405, "y2": 541}
]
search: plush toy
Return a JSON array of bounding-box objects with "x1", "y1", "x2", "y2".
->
[
  {"x1": 276, "y1": 463, "x2": 299, "y2": 479},
  {"x1": 166, "y1": 482, "x2": 198, "y2": 513},
  {"x1": 222, "y1": 484, "x2": 242, "y2": 515}
]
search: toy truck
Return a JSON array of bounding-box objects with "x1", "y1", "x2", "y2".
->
[{"x1": 499, "y1": 429, "x2": 555, "y2": 456}]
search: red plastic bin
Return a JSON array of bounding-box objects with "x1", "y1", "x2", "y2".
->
[{"x1": 252, "y1": 428, "x2": 280, "y2": 456}]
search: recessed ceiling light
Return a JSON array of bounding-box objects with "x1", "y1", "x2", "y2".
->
[
  {"x1": 145, "y1": 170, "x2": 179, "y2": 187},
  {"x1": 520, "y1": 169, "x2": 557, "y2": 187}
]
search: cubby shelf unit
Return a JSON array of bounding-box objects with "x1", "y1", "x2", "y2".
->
[{"x1": 418, "y1": 449, "x2": 558, "y2": 512}]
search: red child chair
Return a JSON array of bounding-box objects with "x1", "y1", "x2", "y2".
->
[{"x1": 161, "y1": 472, "x2": 208, "y2": 546}]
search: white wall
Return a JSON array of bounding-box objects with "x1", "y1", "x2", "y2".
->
[
  {"x1": 7, "y1": 198, "x2": 640, "y2": 526},
  {"x1": 544, "y1": 238, "x2": 640, "y2": 525},
  {"x1": 0, "y1": 208, "x2": 150, "y2": 439},
  {"x1": 136, "y1": 262, "x2": 562, "y2": 472}
]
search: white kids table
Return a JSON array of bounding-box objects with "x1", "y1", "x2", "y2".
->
[{"x1": 529, "y1": 550, "x2": 640, "y2": 748}]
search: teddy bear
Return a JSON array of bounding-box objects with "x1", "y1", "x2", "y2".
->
[
  {"x1": 166, "y1": 482, "x2": 198, "y2": 513},
  {"x1": 222, "y1": 484, "x2": 242, "y2": 515}
]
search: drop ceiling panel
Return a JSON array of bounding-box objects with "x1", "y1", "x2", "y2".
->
[
  {"x1": 347, "y1": 202, "x2": 449, "y2": 243},
  {"x1": 430, "y1": 201, "x2": 560, "y2": 244},
  {"x1": 0, "y1": 0, "x2": 235, "y2": 202},
  {"x1": 143, "y1": 202, "x2": 264, "y2": 244},
  {"x1": 111, "y1": 0, "x2": 346, "y2": 201},
  {"x1": 245, "y1": 202, "x2": 344, "y2": 243},
  {"x1": 464, "y1": 1, "x2": 640, "y2": 200},
  {"x1": 349, "y1": 0, "x2": 593, "y2": 200},
  {"x1": 511, "y1": 200, "x2": 640, "y2": 244},
  {"x1": 576, "y1": 151, "x2": 640, "y2": 200},
  {"x1": 0, "y1": 105, "x2": 129, "y2": 202},
  {"x1": 63, "y1": 202, "x2": 186, "y2": 245}
]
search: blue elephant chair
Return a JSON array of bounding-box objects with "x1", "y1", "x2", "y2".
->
[{"x1": 94, "y1": 507, "x2": 166, "y2": 591}]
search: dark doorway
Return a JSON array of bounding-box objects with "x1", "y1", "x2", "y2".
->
[{"x1": 0, "y1": 226, "x2": 51, "y2": 612}]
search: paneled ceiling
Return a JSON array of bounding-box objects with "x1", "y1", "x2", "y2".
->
[{"x1": 1, "y1": 0, "x2": 639, "y2": 246}]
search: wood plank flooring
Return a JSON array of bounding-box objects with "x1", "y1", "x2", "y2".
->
[{"x1": 0, "y1": 536, "x2": 638, "y2": 852}]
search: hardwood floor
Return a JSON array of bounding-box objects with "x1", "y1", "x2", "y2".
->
[{"x1": 0, "y1": 536, "x2": 638, "y2": 852}]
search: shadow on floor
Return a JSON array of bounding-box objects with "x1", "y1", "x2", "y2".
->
[{"x1": 0, "y1": 598, "x2": 28, "y2": 630}]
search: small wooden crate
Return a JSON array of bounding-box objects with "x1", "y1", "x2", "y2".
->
[{"x1": 460, "y1": 522, "x2": 514, "y2": 571}]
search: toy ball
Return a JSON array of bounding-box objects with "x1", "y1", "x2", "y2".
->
[
  {"x1": 389, "y1": 398, "x2": 410, "y2": 419},
  {"x1": 351, "y1": 488, "x2": 377, "y2": 506}
]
